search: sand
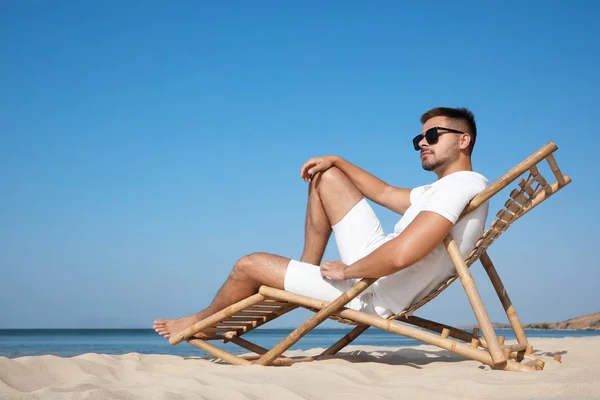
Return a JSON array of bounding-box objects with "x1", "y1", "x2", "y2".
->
[{"x1": 1, "y1": 337, "x2": 599, "y2": 399}]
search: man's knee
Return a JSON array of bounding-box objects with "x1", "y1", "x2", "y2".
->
[
  {"x1": 312, "y1": 167, "x2": 349, "y2": 192},
  {"x1": 232, "y1": 252, "x2": 289, "y2": 288},
  {"x1": 232, "y1": 252, "x2": 263, "y2": 279},
  {"x1": 232, "y1": 254, "x2": 254, "y2": 279}
]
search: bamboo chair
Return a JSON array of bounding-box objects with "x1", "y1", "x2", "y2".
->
[{"x1": 169, "y1": 141, "x2": 571, "y2": 372}]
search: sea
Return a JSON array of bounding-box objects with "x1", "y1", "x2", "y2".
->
[{"x1": 1, "y1": 328, "x2": 599, "y2": 359}]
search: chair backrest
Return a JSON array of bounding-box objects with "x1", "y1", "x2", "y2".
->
[{"x1": 397, "y1": 141, "x2": 570, "y2": 318}]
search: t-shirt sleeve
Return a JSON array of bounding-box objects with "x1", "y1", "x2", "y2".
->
[{"x1": 420, "y1": 175, "x2": 486, "y2": 224}]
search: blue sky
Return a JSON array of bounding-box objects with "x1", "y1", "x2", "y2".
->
[{"x1": 1, "y1": 1, "x2": 599, "y2": 329}]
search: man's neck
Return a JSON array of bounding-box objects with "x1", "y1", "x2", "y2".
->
[{"x1": 435, "y1": 159, "x2": 473, "y2": 179}]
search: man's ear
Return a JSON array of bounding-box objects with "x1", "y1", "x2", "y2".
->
[{"x1": 459, "y1": 133, "x2": 471, "y2": 151}]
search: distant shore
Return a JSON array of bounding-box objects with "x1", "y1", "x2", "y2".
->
[{"x1": 460, "y1": 311, "x2": 600, "y2": 331}]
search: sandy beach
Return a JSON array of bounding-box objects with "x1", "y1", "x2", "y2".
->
[{"x1": 1, "y1": 336, "x2": 599, "y2": 399}]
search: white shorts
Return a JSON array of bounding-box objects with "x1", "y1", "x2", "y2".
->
[{"x1": 284, "y1": 198, "x2": 393, "y2": 317}]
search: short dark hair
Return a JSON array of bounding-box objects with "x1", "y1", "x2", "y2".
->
[{"x1": 420, "y1": 107, "x2": 477, "y2": 155}]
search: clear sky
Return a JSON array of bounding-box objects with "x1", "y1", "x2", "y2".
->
[{"x1": 1, "y1": 1, "x2": 599, "y2": 329}]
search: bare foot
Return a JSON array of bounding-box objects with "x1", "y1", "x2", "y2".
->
[{"x1": 153, "y1": 315, "x2": 212, "y2": 339}]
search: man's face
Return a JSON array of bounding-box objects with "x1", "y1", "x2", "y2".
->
[{"x1": 417, "y1": 116, "x2": 462, "y2": 172}]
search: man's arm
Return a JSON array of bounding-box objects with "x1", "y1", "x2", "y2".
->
[
  {"x1": 320, "y1": 174, "x2": 486, "y2": 280},
  {"x1": 340, "y1": 211, "x2": 453, "y2": 279},
  {"x1": 300, "y1": 155, "x2": 412, "y2": 215}
]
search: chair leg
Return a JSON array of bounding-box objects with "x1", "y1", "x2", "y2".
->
[
  {"x1": 254, "y1": 279, "x2": 377, "y2": 365},
  {"x1": 226, "y1": 335, "x2": 269, "y2": 355},
  {"x1": 401, "y1": 315, "x2": 487, "y2": 347},
  {"x1": 319, "y1": 324, "x2": 370, "y2": 357},
  {"x1": 444, "y1": 236, "x2": 507, "y2": 365},
  {"x1": 480, "y1": 252, "x2": 529, "y2": 346},
  {"x1": 187, "y1": 338, "x2": 252, "y2": 365},
  {"x1": 225, "y1": 336, "x2": 313, "y2": 365}
]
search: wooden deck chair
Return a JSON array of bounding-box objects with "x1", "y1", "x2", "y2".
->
[{"x1": 169, "y1": 141, "x2": 571, "y2": 372}]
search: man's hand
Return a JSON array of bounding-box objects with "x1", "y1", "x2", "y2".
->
[
  {"x1": 300, "y1": 156, "x2": 338, "y2": 182},
  {"x1": 320, "y1": 260, "x2": 348, "y2": 280}
]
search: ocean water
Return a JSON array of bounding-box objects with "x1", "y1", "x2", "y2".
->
[{"x1": 1, "y1": 328, "x2": 599, "y2": 359}]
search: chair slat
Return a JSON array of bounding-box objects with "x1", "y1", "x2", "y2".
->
[
  {"x1": 490, "y1": 220, "x2": 508, "y2": 231},
  {"x1": 256, "y1": 300, "x2": 290, "y2": 306},
  {"x1": 232, "y1": 311, "x2": 272, "y2": 317},
  {"x1": 496, "y1": 210, "x2": 515, "y2": 224},
  {"x1": 213, "y1": 322, "x2": 250, "y2": 326},
  {"x1": 221, "y1": 316, "x2": 266, "y2": 322},
  {"x1": 518, "y1": 178, "x2": 536, "y2": 196},
  {"x1": 509, "y1": 191, "x2": 530, "y2": 207},
  {"x1": 209, "y1": 327, "x2": 244, "y2": 332},
  {"x1": 505, "y1": 200, "x2": 522, "y2": 215},
  {"x1": 249, "y1": 305, "x2": 285, "y2": 310}
]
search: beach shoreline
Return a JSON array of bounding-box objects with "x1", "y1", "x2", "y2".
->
[{"x1": 2, "y1": 336, "x2": 599, "y2": 399}]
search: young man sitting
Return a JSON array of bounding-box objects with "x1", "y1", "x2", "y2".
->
[{"x1": 154, "y1": 106, "x2": 489, "y2": 339}]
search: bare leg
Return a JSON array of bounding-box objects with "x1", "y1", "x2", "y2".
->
[
  {"x1": 301, "y1": 167, "x2": 364, "y2": 265},
  {"x1": 154, "y1": 252, "x2": 289, "y2": 339}
]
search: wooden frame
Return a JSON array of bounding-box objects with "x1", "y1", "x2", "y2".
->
[{"x1": 169, "y1": 141, "x2": 570, "y2": 372}]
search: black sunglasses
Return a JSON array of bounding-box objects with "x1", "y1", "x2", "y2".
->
[{"x1": 412, "y1": 126, "x2": 465, "y2": 151}]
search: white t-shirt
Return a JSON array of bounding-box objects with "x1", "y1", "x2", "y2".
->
[{"x1": 370, "y1": 170, "x2": 489, "y2": 316}]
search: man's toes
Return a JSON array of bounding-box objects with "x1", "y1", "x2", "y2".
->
[{"x1": 154, "y1": 326, "x2": 169, "y2": 334}]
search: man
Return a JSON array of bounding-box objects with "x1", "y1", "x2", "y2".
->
[{"x1": 154, "y1": 107, "x2": 489, "y2": 339}]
